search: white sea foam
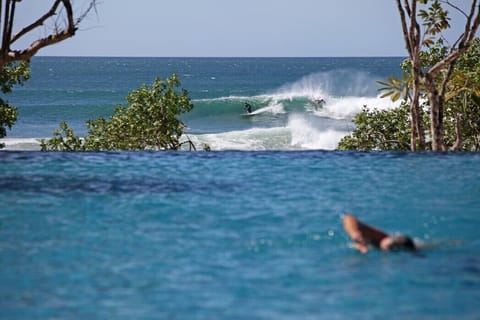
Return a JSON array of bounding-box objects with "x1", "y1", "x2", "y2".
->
[
  {"x1": 313, "y1": 95, "x2": 400, "y2": 120},
  {"x1": 188, "y1": 113, "x2": 349, "y2": 151},
  {"x1": 288, "y1": 114, "x2": 347, "y2": 150},
  {"x1": 266, "y1": 70, "x2": 380, "y2": 101},
  {"x1": 270, "y1": 73, "x2": 329, "y2": 101},
  {"x1": 3, "y1": 127, "x2": 346, "y2": 151},
  {"x1": 187, "y1": 127, "x2": 291, "y2": 151},
  {"x1": 251, "y1": 70, "x2": 400, "y2": 123},
  {"x1": 0, "y1": 138, "x2": 42, "y2": 151},
  {"x1": 249, "y1": 101, "x2": 286, "y2": 115}
]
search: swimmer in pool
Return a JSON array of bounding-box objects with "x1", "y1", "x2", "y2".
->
[{"x1": 342, "y1": 214, "x2": 416, "y2": 253}]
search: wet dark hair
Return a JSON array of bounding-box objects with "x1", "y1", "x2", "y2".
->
[{"x1": 392, "y1": 236, "x2": 416, "y2": 251}]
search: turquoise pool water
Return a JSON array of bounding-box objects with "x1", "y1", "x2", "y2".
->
[{"x1": 1, "y1": 151, "x2": 479, "y2": 319}]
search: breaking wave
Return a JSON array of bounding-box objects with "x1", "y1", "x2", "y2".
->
[{"x1": 1, "y1": 71, "x2": 399, "y2": 151}]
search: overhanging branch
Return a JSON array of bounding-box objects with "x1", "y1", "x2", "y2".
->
[
  {"x1": 10, "y1": 0, "x2": 64, "y2": 44},
  {"x1": 1, "y1": 0, "x2": 97, "y2": 66}
]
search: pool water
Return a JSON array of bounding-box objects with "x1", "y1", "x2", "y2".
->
[{"x1": 1, "y1": 151, "x2": 479, "y2": 319}]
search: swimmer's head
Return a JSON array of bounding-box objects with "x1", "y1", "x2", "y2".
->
[{"x1": 380, "y1": 235, "x2": 416, "y2": 251}]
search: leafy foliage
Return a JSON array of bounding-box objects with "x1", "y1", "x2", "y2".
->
[
  {"x1": 40, "y1": 121, "x2": 84, "y2": 151},
  {"x1": 0, "y1": 61, "x2": 30, "y2": 148},
  {"x1": 442, "y1": 38, "x2": 480, "y2": 150},
  {"x1": 0, "y1": 61, "x2": 31, "y2": 94},
  {"x1": 340, "y1": 38, "x2": 480, "y2": 151},
  {"x1": 338, "y1": 103, "x2": 411, "y2": 151},
  {"x1": 377, "y1": 71, "x2": 412, "y2": 102},
  {"x1": 418, "y1": 0, "x2": 450, "y2": 47},
  {"x1": 41, "y1": 75, "x2": 198, "y2": 151}
]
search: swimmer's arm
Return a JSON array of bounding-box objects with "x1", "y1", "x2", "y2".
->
[{"x1": 342, "y1": 214, "x2": 369, "y2": 253}]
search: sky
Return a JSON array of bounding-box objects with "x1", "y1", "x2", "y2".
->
[{"x1": 13, "y1": 0, "x2": 473, "y2": 57}]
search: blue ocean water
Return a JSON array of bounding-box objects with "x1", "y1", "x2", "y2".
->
[
  {"x1": 3, "y1": 57, "x2": 404, "y2": 150},
  {"x1": 1, "y1": 151, "x2": 480, "y2": 319}
]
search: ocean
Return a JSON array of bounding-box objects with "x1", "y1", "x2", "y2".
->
[
  {"x1": 1, "y1": 58, "x2": 480, "y2": 319},
  {"x1": 2, "y1": 57, "x2": 404, "y2": 150}
]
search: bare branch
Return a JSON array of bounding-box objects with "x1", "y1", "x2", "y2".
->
[
  {"x1": 1, "y1": 0, "x2": 98, "y2": 67},
  {"x1": 75, "y1": 0, "x2": 98, "y2": 26},
  {"x1": 465, "y1": 0, "x2": 480, "y2": 44},
  {"x1": 396, "y1": 0, "x2": 413, "y2": 56},
  {"x1": 10, "y1": 0, "x2": 63, "y2": 44},
  {"x1": 440, "y1": 0, "x2": 469, "y2": 19},
  {"x1": 403, "y1": 0, "x2": 412, "y2": 17},
  {"x1": 7, "y1": 25, "x2": 74, "y2": 61}
]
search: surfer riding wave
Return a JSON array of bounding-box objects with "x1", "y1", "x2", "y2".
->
[{"x1": 244, "y1": 102, "x2": 252, "y2": 114}]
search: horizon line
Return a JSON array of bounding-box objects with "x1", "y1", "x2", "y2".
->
[{"x1": 35, "y1": 55, "x2": 408, "y2": 59}]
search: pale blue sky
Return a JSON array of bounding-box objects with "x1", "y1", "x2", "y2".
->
[{"x1": 14, "y1": 0, "x2": 472, "y2": 57}]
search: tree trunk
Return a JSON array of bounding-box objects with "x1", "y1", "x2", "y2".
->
[
  {"x1": 426, "y1": 76, "x2": 446, "y2": 151},
  {"x1": 410, "y1": 99, "x2": 418, "y2": 151},
  {"x1": 451, "y1": 113, "x2": 462, "y2": 151},
  {"x1": 410, "y1": 57, "x2": 426, "y2": 151},
  {"x1": 411, "y1": 81, "x2": 426, "y2": 150}
]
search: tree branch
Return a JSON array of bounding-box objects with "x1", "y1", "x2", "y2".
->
[
  {"x1": 1, "y1": 0, "x2": 97, "y2": 67},
  {"x1": 10, "y1": 0, "x2": 63, "y2": 44},
  {"x1": 409, "y1": 0, "x2": 419, "y2": 54},
  {"x1": 440, "y1": 0, "x2": 469, "y2": 19},
  {"x1": 396, "y1": 0, "x2": 413, "y2": 56},
  {"x1": 1, "y1": 0, "x2": 11, "y2": 57},
  {"x1": 439, "y1": 61, "x2": 455, "y2": 99},
  {"x1": 6, "y1": 28, "x2": 74, "y2": 62},
  {"x1": 428, "y1": 1, "x2": 480, "y2": 75}
]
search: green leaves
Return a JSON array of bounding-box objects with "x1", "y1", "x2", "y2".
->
[
  {"x1": 0, "y1": 61, "x2": 29, "y2": 148},
  {"x1": 377, "y1": 71, "x2": 412, "y2": 102},
  {"x1": 42, "y1": 75, "x2": 197, "y2": 151},
  {"x1": 0, "y1": 61, "x2": 30, "y2": 94},
  {"x1": 418, "y1": 0, "x2": 451, "y2": 47},
  {"x1": 40, "y1": 121, "x2": 84, "y2": 151},
  {"x1": 338, "y1": 103, "x2": 412, "y2": 151},
  {"x1": 347, "y1": 37, "x2": 480, "y2": 151},
  {"x1": 0, "y1": 100, "x2": 17, "y2": 148}
]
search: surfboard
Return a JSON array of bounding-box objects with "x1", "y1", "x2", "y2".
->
[{"x1": 241, "y1": 108, "x2": 268, "y2": 116}]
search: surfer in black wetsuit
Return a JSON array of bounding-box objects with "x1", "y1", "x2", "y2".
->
[
  {"x1": 312, "y1": 98, "x2": 325, "y2": 110},
  {"x1": 244, "y1": 102, "x2": 252, "y2": 114}
]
